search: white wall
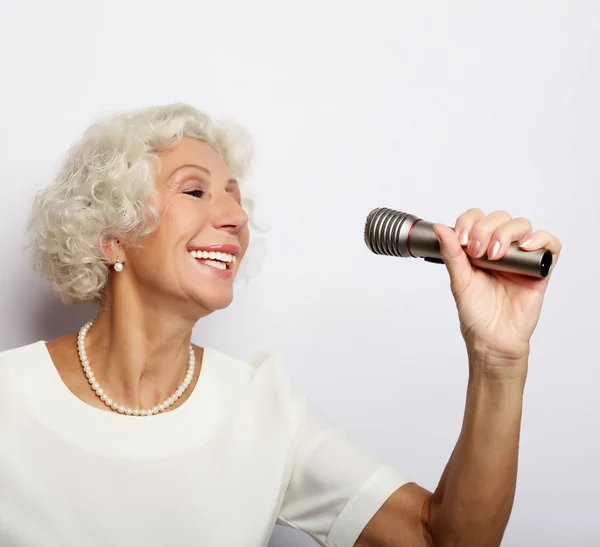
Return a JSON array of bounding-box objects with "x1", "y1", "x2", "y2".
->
[{"x1": 1, "y1": 1, "x2": 598, "y2": 545}]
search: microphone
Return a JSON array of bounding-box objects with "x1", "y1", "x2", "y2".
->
[{"x1": 364, "y1": 207, "x2": 552, "y2": 278}]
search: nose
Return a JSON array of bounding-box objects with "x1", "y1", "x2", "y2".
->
[{"x1": 212, "y1": 193, "x2": 248, "y2": 235}]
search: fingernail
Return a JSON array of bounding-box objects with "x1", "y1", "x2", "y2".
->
[
  {"x1": 489, "y1": 240, "x2": 500, "y2": 260},
  {"x1": 458, "y1": 230, "x2": 468, "y2": 246},
  {"x1": 467, "y1": 240, "x2": 481, "y2": 256},
  {"x1": 519, "y1": 238, "x2": 533, "y2": 248}
]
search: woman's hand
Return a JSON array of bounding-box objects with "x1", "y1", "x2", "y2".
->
[{"x1": 433, "y1": 209, "x2": 561, "y2": 380}]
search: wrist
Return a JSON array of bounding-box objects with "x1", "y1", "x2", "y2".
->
[
  {"x1": 467, "y1": 343, "x2": 529, "y2": 386},
  {"x1": 468, "y1": 369, "x2": 527, "y2": 400},
  {"x1": 466, "y1": 358, "x2": 527, "y2": 421},
  {"x1": 466, "y1": 335, "x2": 530, "y2": 362}
]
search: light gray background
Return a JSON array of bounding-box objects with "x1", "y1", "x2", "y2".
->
[{"x1": 1, "y1": 1, "x2": 598, "y2": 545}]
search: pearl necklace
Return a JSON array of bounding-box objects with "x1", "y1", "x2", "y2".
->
[{"x1": 77, "y1": 320, "x2": 195, "y2": 416}]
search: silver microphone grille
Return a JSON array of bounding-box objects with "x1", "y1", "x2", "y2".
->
[{"x1": 364, "y1": 207, "x2": 415, "y2": 257}]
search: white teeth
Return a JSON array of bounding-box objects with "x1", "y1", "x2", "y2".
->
[
  {"x1": 201, "y1": 259, "x2": 227, "y2": 270},
  {"x1": 189, "y1": 250, "x2": 235, "y2": 264}
]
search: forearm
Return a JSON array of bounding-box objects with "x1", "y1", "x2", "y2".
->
[{"x1": 427, "y1": 353, "x2": 527, "y2": 547}]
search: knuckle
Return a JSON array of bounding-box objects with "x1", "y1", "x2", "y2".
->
[
  {"x1": 457, "y1": 208, "x2": 484, "y2": 224},
  {"x1": 490, "y1": 210, "x2": 513, "y2": 224},
  {"x1": 464, "y1": 207, "x2": 485, "y2": 219},
  {"x1": 514, "y1": 216, "x2": 532, "y2": 229}
]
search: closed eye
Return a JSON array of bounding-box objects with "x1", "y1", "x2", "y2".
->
[{"x1": 184, "y1": 189, "x2": 205, "y2": 199}]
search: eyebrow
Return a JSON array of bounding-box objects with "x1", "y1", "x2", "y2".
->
[{"x1": 168, "y1": 164, "x2": 238, "y2": 185}]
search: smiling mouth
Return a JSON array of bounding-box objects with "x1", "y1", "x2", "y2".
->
[{"x1": 188, "y1": 250, "x2": 237, "y2": 271}]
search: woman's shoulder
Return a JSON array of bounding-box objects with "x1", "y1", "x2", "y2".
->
[
  {"x1": 0, "y1": 341, "x2": 49, "y2": 391},
  {"x1": 0, "y1": 340, "x2": 47, "y2": 367}
]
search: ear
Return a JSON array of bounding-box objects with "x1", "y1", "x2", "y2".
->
[{"x1": 102, "y1": 236, "x2": 127, "y2": 266}]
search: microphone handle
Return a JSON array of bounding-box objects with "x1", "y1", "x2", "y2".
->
[{"x1": 410, "y1": 220, "x2": 552, "y2": 278}]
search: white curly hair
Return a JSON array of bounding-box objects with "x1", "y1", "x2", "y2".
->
[{"x1": 28, "y1": 103, "x2": 257, "y2": 305}]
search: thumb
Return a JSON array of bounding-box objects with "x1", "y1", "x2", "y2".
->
[{"x1": 432, "y1": 223, "x2": 473, "y2": 295}]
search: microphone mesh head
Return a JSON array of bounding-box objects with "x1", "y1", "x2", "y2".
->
[{"x1": 364, "y1": 207, "x2": 412, "y2": 257}]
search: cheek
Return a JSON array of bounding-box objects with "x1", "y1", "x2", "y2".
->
[
  {"x1": 158, "y1": 201, "x2": 207, "y2": 243},
  {"x1": 132, "y1": 203, "x2": 211, "y2": 269},
  {"x1": 127, "y1": 213, "x2": 185, "y2": 266}
]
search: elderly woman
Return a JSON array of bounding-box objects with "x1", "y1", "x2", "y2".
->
[{"x1": 0, "y1": 103, "x2": 560, "y2": 547}]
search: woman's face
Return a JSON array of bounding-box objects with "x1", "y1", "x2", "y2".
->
[{"x1": 122, "y1": 137, "x2": 249, "y2": 315}]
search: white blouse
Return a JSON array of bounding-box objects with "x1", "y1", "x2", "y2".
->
[{"x1": 0, "y1": 341, "x2": 407, "y2": 547}]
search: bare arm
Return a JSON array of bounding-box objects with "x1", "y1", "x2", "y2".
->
[
  {"x1": 427, "y1": 359, "x2": 525, "y2": 544},
  {"x1": 355, "y1": 207, "x2": 560, "y2": 546},
  {"x1": 356, "y1": 352, "x2": 526, "y2": 547}
]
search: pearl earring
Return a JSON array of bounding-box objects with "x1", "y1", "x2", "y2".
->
[{"x1": 114, "y1": 261, "x2": 124, "y2": 272}]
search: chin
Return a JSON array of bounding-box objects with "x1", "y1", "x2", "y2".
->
[
  {"x1": 192, "y1": 290, "x2": 235, "y2": 313},
  {"x1": 180, "y1": 263, "x2": 238, "y2": 312}
]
